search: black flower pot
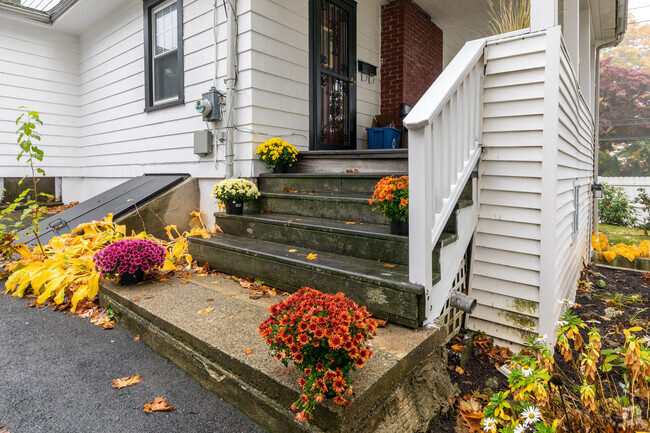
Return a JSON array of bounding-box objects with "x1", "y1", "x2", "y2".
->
[
  {"x1": 225, "y1": 200, "x2": 244, "y2": 215},
  {"x1": 273, "y1": 162, "x2": 290, "y2": 173},
  {"x1": 389, "y1": 220, "x2": 409, "y2": 236},
  {"x1": 119, "y1": 269, "x2": 145, "y2": 286}
]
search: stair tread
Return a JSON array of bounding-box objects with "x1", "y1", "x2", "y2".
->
[
  {"x1": 258, "y1": 172, "x2": 408, "y2": 178},
  {"x1": 191, "y1": 233, "x2": 426, "y2": 294},
  {"x1": 260, "y1": 191, "x2": 373, "y2": 201},
  {"x1": 215, "y1": 212, "x2": 459, "y2": 248}
]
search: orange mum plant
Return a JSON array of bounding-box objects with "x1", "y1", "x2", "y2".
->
[
  {"x1": 368, "y1": 175, "x2": 409, "y2": 222},
  {"x1": 258, "y1": 287, "x2": 376, "y2": 422}
]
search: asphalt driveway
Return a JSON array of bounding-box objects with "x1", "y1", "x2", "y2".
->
[{"x1": 0, "y1": 289, "x2": 263, "y2": 433}]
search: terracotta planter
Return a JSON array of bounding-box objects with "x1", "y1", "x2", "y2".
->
[
  {"x1": 225, "y1": 200, "x2": 244, "y2": 215},
  {"x1": 119, "y1": 269, "x2": 145, "y2": 286},
  {"x1": 389, "y1": 220, "x2": 408, "y2": 236}
]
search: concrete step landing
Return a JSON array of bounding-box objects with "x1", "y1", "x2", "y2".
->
[{"x1": 99, "y1": 275, "x2": 458, "y2": 433}]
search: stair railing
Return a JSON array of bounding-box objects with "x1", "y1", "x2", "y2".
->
[{"x1": 403, "y1": 38, "x2": 486, "y2": 316}]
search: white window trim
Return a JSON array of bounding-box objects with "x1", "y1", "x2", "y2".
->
[{"x1": 151, "y1": 0, "x2": 179, "y2": 105}]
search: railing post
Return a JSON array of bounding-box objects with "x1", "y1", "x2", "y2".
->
[{"x1": 408, "y1": 126, "x2": 433, "y2": 305}]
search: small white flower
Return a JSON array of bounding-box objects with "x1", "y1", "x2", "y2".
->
[
  {"x1": 557, "y1": 298, "x2": 575, "y2": 306},
  {"x1": 556, "y1": 320, "x2": 568, "y2": 327},
  {"x1": 521, "y1": 406, "x2": 541, "y2": 425},
  {"x1": 520, "y1": 365, "x2": 533, "y2": 377},
  {"x1": 535, "y1": 334, "x2": 548, "y2": 343},
  {"x1": 521, "y1": 326, "x2": 535, "y2": 332},
  {"x1": 585, "y1": 319, "x2": 601, "y2": 325},
  {"x1": 641, "y1": 335, "x2": 650, "y2": 344},
  {"x1": 619, "y1": 381, "x2": 630, "y2": 394},
  {"x1": 513, "y1": 424, "x2": 526, "y2": 433},
  {"x1": 481, "y1": 417, "x2": 498, "y2": 432}
]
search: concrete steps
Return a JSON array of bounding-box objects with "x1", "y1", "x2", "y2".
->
[
  {"x1": 287, "y1": 149, "x2": 408, "y2": 173},
  {"x1": 99, "y1": 275, "x2": 457, "y2": 433}
]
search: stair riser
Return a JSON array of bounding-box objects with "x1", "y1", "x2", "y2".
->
[
  {"x1": 290, "y1": 158, "x2": 408, "y2": 174},
  {"x1": 250, "y1": 196, "x2": 386, "y2": 224},
  {"x1": 215, "y1": 216, "x2": 410, "y2": 265},
  {"x1": 258, "y1": 176, "x2": 382, "y2": 195},
  {"x1": 190, "y1": 241, "x2": 423, "y2": 328}
]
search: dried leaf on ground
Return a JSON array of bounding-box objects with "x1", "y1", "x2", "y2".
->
[
  {"x1": 383, "y1": 263, "x2": 396, "y2": 268},
  {"x1": 91, "y1": 315, "x2": 115, "y2": 329},
  {"x1": 283, "y1": 187, "x2": 299, "y2": 193},
  {"x1": 288, "y1": 249, "x2": 298, "y2": 253},
  {"x1": 211, "y1": 280, "x2": 221, "y2": 284},
  {"x1": 132, "y1": 297, "x2": 142, "y2": 302},
  {"x1": 244, "y1": 349, "x2": 253, "y2": 355},
  {"x1": 206, "y1": 298, "x2": 215, "y2": 302},
  {"x1": 306, "y1": 253, "x2": 318, "y2": 260},
  {"x1": 198, "y1": 307, "x2": 214, "y2": 314},
  {"x1": 372, "y1": 318, "x2": 388, "y2": 328},
  {"x1": 195, "y1": 273, "x2": 208, "y2": 277},
  {"x1": 134, "y1": 334, "x2": 140, "y2": 342},
  {"x1": 457, "y1": 395, "x2": 484, "y2": 433},
  {"x1": 273, "y1": 366, "x2": 297, "y2": 377},
  {"x1": 143, "y1": 397, "x2": 176, "y2": 413},
  {"x1": 238, "y1": 279, "x2": 254, "y2": 289},
  {"x1": 112, "y1": 374, "x2": 142, "y2": 389},
  {"x1": 451, "y1": 344, "x2": 465, "y2": 353},
  {"x1": 455, "y1": 366, "x2": 465, "y2": 375},
  {"x1": 344, "y1": 221, "x2": 356, "y2": 225}
]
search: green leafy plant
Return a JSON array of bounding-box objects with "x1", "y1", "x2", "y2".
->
[
  {"x1": 635, "y1": 187, "x2": 650, "y2": 228},
  {"x1": 0, "y1": 107, "x2": 51, "y2": 259},
  {"x1": 487, "y1": 0, "x2": 530, "y2": 35},
  {"x1": 598, "y1": 183, "x2": 638, "y2": 227}
]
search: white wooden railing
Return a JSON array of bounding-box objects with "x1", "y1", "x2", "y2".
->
[{"x1": 404, "y1": 38, "x2": 486, "y2": 317}]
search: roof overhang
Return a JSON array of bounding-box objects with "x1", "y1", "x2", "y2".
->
[
  {"x1": 0, "y1": 0, "x2": 77, "y2": 24},
  {"x1": 591, "y1": 0, "x2": 628, "y2": 45}
]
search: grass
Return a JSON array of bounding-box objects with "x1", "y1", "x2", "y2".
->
[{"x1": 599, "y1": 223, "x2": 650, "y2": 244}]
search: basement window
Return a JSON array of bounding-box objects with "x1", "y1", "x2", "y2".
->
[{"x1": 144, "y1": 0, "x2": 184, "y2": 111}]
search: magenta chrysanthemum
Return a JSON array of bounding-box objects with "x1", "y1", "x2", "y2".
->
[{"x1": 93, "y1": 239, "x2": 166, "y2": 278}]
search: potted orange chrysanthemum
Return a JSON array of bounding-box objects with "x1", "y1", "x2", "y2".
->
[{"x1": 368, "y1": 175, "x2": 409, "y2": 235}]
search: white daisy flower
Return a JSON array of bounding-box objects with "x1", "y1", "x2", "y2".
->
[
  {"x1": 514, "y1": 424, "x2": 526, "y2": 433},
  {"x1": 585, "y1": 319, "x2": 601, "y2": 325},
  {"x1": 521, "y1": 326, "x2": 535, "y2": 332},
  {"x1": 556, "y1": 320, "x2": 568, "y2": 327},
  {"x1": 619, "y1": 381, "x2": 630, "y2": 394},
  {"x1": 557, "y1": 298, "x2": 575, "y2": 306},
  {"x1": 535, "y1": 334, "x2": 548, "y2": 343},
  {"x1": 520, "y1": 365, "x2": 533, "y2": 377},
  {"x1": 481, "y1": 417, "x2": 498, "y2": 432},
  {"x1": 521, "y1": 406, "x2": 541, "y2": 425}
]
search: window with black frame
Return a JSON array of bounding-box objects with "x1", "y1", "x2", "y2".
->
[{"x1": 143, "y1": 0, "x2": 184, "y2": 111}]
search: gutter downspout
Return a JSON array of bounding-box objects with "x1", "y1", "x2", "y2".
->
[
  {"x1": 592, "y1": 0, "x2": 628, "y2": 233},
  {"x1": 224, "y1": 0, "x2": 237, "y2": 179}
]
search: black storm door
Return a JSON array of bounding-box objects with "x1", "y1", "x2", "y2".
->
[{"x1": 310, "y1": 0, "x2": 357, "y2": 150}]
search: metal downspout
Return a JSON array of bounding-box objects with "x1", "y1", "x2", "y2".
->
[{"x1": 225, "y1": 0, "x2": 237, "y2": 179}]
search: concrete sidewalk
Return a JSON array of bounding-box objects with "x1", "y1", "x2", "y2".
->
[{"x1": 0, "y1": 286, "x2": 263, "y2": 433}]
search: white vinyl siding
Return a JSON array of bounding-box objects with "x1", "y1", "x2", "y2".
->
[
  {"x1": 468, "y1": 27, "x2": 596, "y2": 348},
  {"x1": 0, "y1": 15, "x2": 80, "y2": 178}
]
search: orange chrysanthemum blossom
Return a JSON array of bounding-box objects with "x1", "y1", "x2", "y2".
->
[{"x1": 258, "y1": 287, "x2": 376, "y2": 421}]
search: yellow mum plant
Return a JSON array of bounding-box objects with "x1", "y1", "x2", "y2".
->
[
  {"x1": 255, "y1": 138, "x2": 298, "y2": 169},
  {"x1": 591, "y1": 231, "x2": 650, "y2": 262}
]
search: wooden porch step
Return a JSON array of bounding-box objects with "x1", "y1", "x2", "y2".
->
[
  {"x1": 257, "y1": 172, "x2": 407, "y2": 195},
  {"x1": 189, "y1": 233, "x2": 430, "y2": 327},
  {"x1": 289, "y1": 149, "x2": 408, "y2": 174}
]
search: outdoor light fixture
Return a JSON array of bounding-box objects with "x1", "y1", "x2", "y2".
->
[{"x1": 591, "y1": 183, "x2": 604, "y2": 199}]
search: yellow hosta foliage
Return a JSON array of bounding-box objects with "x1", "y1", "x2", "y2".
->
[
  {"x1": 5, "y1": 212, "x2": 210, "y2": 312},
  {"x1": 590, "y1": 231, "x2": 650, "y2": 262}
]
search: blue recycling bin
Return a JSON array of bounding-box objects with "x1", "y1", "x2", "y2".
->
[{"x1": 366, "y1": 127, "x2": 401, "y2": 149}]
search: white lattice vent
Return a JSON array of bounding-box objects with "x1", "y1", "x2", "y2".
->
[{"x1": 440, "y1": 255, "x2": 468, "y2": 342}]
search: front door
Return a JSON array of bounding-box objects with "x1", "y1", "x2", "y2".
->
[{"x1": 310, "y1": 0, "x2": 357, "y2": 150}]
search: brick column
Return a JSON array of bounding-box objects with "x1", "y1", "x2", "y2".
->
[{"x1": 381, "y1": 0, "x2": 443, "y2": 142}]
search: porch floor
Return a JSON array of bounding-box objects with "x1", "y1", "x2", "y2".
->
[{"x1": 99, "y1": 273, "x2": 457, "y2": 433}]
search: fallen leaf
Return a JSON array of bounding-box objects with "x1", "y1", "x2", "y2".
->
[
  {"x1": 195, "y1": 273, "x2": 208, "y2": 277},
  {"x1": 451, "y1": 344, "x2": 465, "y2": 353},
  {"x1": 383, "y1": 263, "x2": 396, "y2": 268},
  {"x1": 91, "y1": 316, "x2": 115, "y2": 329},
  {"x1": 306, "y1": 253, "x2": 318, "y2": 260},
  {"x1": 238, "y1": 279, "x2": 254, "y2": 289},
  {"x1": 134, "y1": 334, "x2": 140, "y2": 342},
  {"x1": 27, "y1": 300, "x2": 38, "y2": 308},
  {"x1": 211, "y1": 280, "x2": 221, "y2": 284},
  {"x1": 285, "y1": 219, "x2": 293, "y2": 223},
  {"x1": 208, "y1": 224, "x2": 223, "y2": 234},
  {"x1": 273, "y1": 366, "x2": 297, "y2": 376},
  {"x1": 198, "y1": 307, "x2": 214, "y2": 314},
  {"x1": 244, "y1": 349, "x2": 253, "y2": 355},
  {"x1": 158, "y1": 276, "x2": 170, "y2": 282},
  {"x1": 143, "y1": 296, "x2": 154, "y2": 300},
  {"x1": 132, "y1": 297, "x2": 142, "y2": 301},
  {"x1": 372, "y1": 318, "x2": 388, "y2": 327},
  {"x1": 354, "y1": 169, "x2": 359, "y2": 173},
  {"x1": 283, "y1": 187, "x2": 299, "y2": 193},
  {"x1": 143, "y1": 397, "x2": 176, "y2": 413},
  {"x1": 455, "y1": 366, "x2": 465, "y2": 375},
  {"x1": 295, "y1": 218, "x2": 302, "y2": 221},
  {"x1": 288, "y1": 249, "x2": 298, "y2": 253},
  {"x1": 206, "y1": 298, "x2": 215, "y2": 302},
  {"x1": 344, "y1": 221, "x2": 356, "y2": 225},
  {"x1": 112, "y1": 374, "x2": 142, "y2": 389}
]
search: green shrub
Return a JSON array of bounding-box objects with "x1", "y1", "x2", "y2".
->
[
  {"x1": 635, "y1": 187, "x2": 650, "y2": 228},
  {"x1": 598, "y1": 184, "x2": 638, "y2": 227}
]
